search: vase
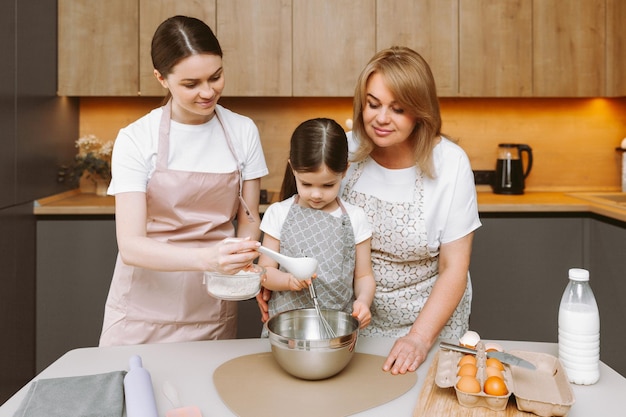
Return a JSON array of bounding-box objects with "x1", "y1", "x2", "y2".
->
[
  {"x1": 95, "y1": 178, "x2": 110, "y2": 197},
  {"x1": 79, "y1": 172, "x2": 96, "y2": 194}
]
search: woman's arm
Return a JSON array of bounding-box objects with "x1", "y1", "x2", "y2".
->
[
  {"x1": 115, "y1": 192, "x2": 260, "y2": 273},
  {"x1": 235, "y1": 178, "x2": 262, "y2": 241},
  {"x1": 352, "y1": 238, "x2": 375, "y2": 328},
  {"x1": 383, "y1": 232, "x2": 474, "y2": 374}
]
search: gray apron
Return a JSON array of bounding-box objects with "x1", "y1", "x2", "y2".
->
[
  {"x1": 268, "y1": 197, "x2": 356, "y2": 318},
  {"x1": 341, "y1": 157, "x2": 471, "y2": 340}
]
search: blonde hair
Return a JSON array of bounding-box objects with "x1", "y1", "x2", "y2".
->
[{"x1": 352, "y1": 46, "x2": 444, "y2": 178}]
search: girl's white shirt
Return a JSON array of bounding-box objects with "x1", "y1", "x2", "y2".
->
[
  {"x1": 342, "y1": 132, "x2": 481, "y2": 254},
  {"x1": 108, "y1": 105, "x2": 268, "y2": 194},
  {"x1": 260, "y1": 195, "x2": 372, "y2": 244}
]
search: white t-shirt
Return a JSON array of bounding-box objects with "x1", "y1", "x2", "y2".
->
[
  {"x1": 342, "y1": 132, "x2": 481, "y2": 252},
  {"x1": 260, "y1": 195, "x2": 372, "y2": 244},
  {"x1": 109, "y1": 105, "x2": 268, "y2": 194}
]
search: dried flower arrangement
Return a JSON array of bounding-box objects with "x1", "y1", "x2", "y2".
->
[{"x1": 59, "y1": 134, "x2": 113, "y2": 194}]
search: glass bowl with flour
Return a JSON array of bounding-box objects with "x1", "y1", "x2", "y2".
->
[{"x1": 203, "y1": 264, "x2": 265, "y2": 301}]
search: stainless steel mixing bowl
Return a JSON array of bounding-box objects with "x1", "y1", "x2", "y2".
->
[{"x1": 266, "y1": 308, "x2": 359, "y2": 380}]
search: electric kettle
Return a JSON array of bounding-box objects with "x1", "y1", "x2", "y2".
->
[{"x1": 493, "y1": 143, "x2": 533, "y2": 195}]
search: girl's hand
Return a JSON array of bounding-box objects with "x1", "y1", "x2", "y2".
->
[
  {"x1": 287, "y1": 275, "x2": 310, "y2": 291},
  {"x1": 351, "y1": 300, "x2": 371, "y2": 329}
]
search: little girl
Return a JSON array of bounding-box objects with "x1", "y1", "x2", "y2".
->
[{"x1": 259, "y1": 118, "x2": 375, "y2": 330}]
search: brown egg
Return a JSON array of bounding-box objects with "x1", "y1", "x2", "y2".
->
[
  {"x1": 456, "y1": 376, "x2": 481, "y2": 393},
  {"x1": 485, "y1": 342, "x2": 504, "y2": 352},
  {"x1": 484, "y1": 376, "x2": 508, "y2": 396},
  {"x1": 486, "y1": 365, "x2": 503, "y2": 378},
  {"x1": 457, "y1": 354, "x2": 477, "y2": 367},
  {"x1": 457, "y1": 363, "x2": 478, "y2": 377},
  {"x1": 486, "y1": 357, "x2": 505, "y2": 371}
]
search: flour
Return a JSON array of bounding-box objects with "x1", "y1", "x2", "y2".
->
[{"x1": 205, "y1": 270, "x2": 261, "y2": 300}]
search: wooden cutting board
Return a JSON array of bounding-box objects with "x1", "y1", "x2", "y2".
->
[
  {"x1": 214, "y1": 352, "x2": 416, "y2": 417},
  {"x1": 413, "y1": 352, "x2": 537, "y2": 417}
]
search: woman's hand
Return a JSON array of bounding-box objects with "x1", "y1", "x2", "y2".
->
[
  {"x1": 351, "y1": 300, "x2": 371, "y2": 329},
  {"x1": 382, "y1": 332, "x2": 430, "y2": 375},
  {"x1": 211, "y1": 238, "x2": 260, "y2": 274}
]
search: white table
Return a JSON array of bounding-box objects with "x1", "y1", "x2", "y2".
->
[{"x1": 1, "y1": 338, "x2": 624, "y2": 416}]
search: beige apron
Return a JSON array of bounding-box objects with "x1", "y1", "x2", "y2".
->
[
  {"x1": 341, "y1": 158, "x2": 471, "y2": 340},
  {"x1": 99, "y1": 102, "x2": 246, "y2": 346}
]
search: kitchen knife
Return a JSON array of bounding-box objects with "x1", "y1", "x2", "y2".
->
[{"x1": 439, "y1": 342, "x2": 536, "y2": 370}]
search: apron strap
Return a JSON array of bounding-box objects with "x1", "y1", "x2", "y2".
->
[
  {"x1": 215, "y1": 106, "x2": 255, "y2": 223},
  {"x1": 158, "y1": 102, "x2": 255, "y2": 223}
]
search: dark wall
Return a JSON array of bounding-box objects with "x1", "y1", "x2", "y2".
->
[{"x1": 0, "y1": 0, "x2": 79, "y2": 402}]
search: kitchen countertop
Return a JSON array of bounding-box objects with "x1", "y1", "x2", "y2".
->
[
  {"x1": 34, "y1": 189, "x2": 626, "y2": 223},
  {"x1": 0, "y1": 337, "x2": 624, "y2": 416}
]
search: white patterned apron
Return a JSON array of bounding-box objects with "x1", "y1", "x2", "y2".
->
[
  {"x1": 267, "y1": 197, "x2": 356, "y2": 319},
  {"x1": 341, "y1": 158, "x2": 471, "y2": 340},
  {"x1": 99, "y1": 101, "x2": 249, "y2": 346}
]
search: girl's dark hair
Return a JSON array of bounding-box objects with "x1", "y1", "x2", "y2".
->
[
  {"x1": 151, "y1": 15, "x2": 222, "y2": 78},
  {"x1": 279, "y1": 118, "x2": 349, "y2": 200}
]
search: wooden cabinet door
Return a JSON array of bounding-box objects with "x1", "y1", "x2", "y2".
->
[
  {"x1": 217, "y1": 0, "x2": 292, "y2": 96},
  {"x1": 292, "y1": 0, "x2": 376, "y2": 97},
  {"x1": 606, "y1": 0, "x2": 626, "y2": 97},
  {"x1": 533, "y1": 0, "x2": 606, "y2": 97},
  {"x1": 459, "y1": 0, "x2": 532, "y2": 97},
  {"x1": 376, "y1": 0, "x2": 459, "y2": 97},
  {"x1": 58, "y1": 0, "x2": 138, "y2": 96},
  {"x1": 139, "y1": 1, "x2": 216, "y2": 96}
]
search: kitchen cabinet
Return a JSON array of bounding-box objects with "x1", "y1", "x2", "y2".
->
[
  {"x1": 587, "y1": 216, "x2": 626, "y2": 378},
  {"x1": 35, "y1": 217, "x2": 264, "y2": 372},
  {"x1": 606, "y1": 0, "x2": 626, "y2": 96},
  {"x1": 459, "y1": 0, "x2": 533, "y2": 97},
  {"x1": 292, "y1": 0, "x2": 376, "y2": 97},
  {"x1": 469, "y1": 215, "x2": 585, "y2": 343},
  {"x1": 217, "y1": 0, "x2": 291, "y2": 96},
  {"x1": 470, "y1": 214, "x2": 626, "y2": 377},
  {"x1": 58, "y1": 0, "x2": 138, "y2": 96},
  {"x1": 533, "y1": 0, "x2": 606, "y2": 97},
  {"x1": 139, "y1": 1, "x2": 216, "y2": 96},
  {"x1": 1, "y1": 0, "x2": 78, "y2": 403},
  {"x1": 375, "y1": 0, "x2": 458, "y2": 97},
  {"x1": 36, "y1": 217, "x2": 118, "y2": 372},
  {"x1": 0, "y1": 1, "x2": 16, "y2": 209},
  {"x1": 58, "y1": 0, "x2": 624, "y2": 97}
]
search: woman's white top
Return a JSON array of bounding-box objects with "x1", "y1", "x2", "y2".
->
[
  {"x1": 342, "y1": 132, "x2": 480, "y2": 253},
  {"x1": 109, "y1": 105, "x2": 268, "y2": 194}
]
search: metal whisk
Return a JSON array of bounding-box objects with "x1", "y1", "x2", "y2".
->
[{"x1": 308, "y1": 280, "x2": 336, "y2": 339}]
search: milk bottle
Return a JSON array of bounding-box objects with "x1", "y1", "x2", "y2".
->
[{"x1": 558, "y1": 268, "x2": 600, "y2": 385}]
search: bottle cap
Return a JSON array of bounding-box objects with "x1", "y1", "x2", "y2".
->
[{"x1": 568, "y1": 268, "x2": 589, "y2": 281}]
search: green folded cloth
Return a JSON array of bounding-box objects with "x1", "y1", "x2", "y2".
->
[{"x1": 13, "y1": 370, "x2": 126, "y2": 417}]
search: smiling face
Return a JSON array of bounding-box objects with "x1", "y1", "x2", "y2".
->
[
  {"x1": 155, "y1": 53, "x2": 225, "y2": 124},
  {"x1": 362, "y1": 72, "x2": 419, "y2": 163},
  {"x1": 293, "y1": 164, "x2": 344, "y2": 212}
]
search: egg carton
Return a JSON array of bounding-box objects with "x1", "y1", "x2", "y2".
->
[
  {"x1": 435, "y1": 348, "x2": 575, "y2": 416},
  {"x1": 506, "y1": 350, "x2": 575, "y2": 417},
  {"x1": 435, "y1": 347, "x2": 512, "y2": 411}
]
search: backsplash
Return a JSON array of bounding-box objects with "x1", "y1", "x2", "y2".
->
[{"x1": 79, "y1": 97, "x2": 626, "y2": 193}]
